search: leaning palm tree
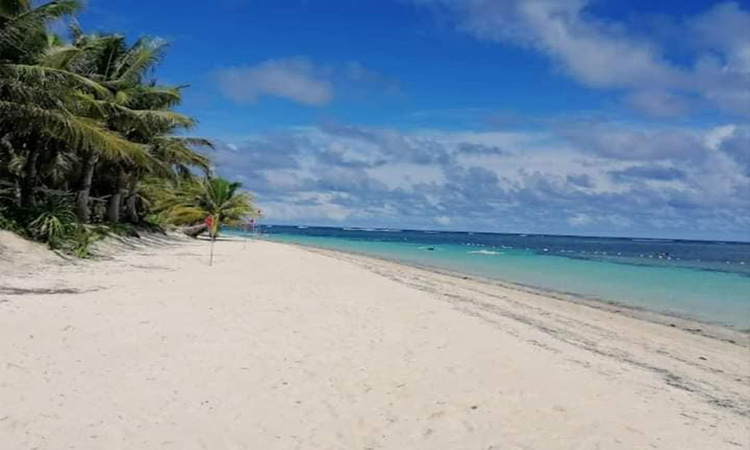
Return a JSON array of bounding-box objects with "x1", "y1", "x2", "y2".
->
[{"x1": 148, "y1": 176, "x2": 256, "y2": 238}]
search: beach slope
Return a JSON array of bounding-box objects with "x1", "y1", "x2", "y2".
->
[{"x1": 1, "y1": 238, "x2": 748, "y2": 449}]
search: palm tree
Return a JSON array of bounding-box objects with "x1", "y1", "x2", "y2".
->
[
  {"x1": 0, "y1": 2, "x2": 255, "y2": 256},
  {"x1": 13, "y1": 28, "x2": 210, "y2": 223},
  {"x1": 62, "y1": 33, "x2": 211, "y2": 222},
  {"x1": 54, "y1": 33, "x2": 158, "y2": 220},
  {"x1": 102, "y1": 86, "x2": 210, "y2": 223},
  {"x1": 0, "y1": 0, "x2": 146, "y2": 211},
  {"x1": 149, "y1": 176, "x2": 257, "y2": 238}
]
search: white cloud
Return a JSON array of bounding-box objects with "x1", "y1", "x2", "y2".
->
[
  {"x1": 414, "y1": 0, "x2": 750, "y2": 116},
  {"x1": 689, "y1": 2, "x2": 750, "y2": 74},
  {"x1": 556, "y1": 122, "x2": 708, "y2": 161},
  {"x1": 418, "y1": 0, "x2": 680, "y2": 87},
  {"x1": 216, "y1": 57, "x2": 399, "y2": 106},
  {"x1": 434, "y1": 215, "x2": 452, "y2": 226},
  {"x1": 216, "y1": 57, "x2": 334, "y2": 106},
  {"x1": 260, "y1": 194, "x2": 353, "y2": 222},
  {"x1": 366, "y1": 163, "x2": 445, "y2": 190},
  {"x1": 624, "y1": 90, "x2": 691, "y2": 118},
  {"x1": 567, "y1": 213, "x2": 593, "y2": 227}
]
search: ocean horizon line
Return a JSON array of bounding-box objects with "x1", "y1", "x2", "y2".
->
[{"x1": 250, "y1": 223, "x2": 750, "y2": 246}]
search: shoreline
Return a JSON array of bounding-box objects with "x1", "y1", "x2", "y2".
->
[
  {"x1": 2, "y1": 236, "x2": 749, "y2": 449},
  {"x1": 264, "y1": 238, "x2": 750, "y2": 345}
]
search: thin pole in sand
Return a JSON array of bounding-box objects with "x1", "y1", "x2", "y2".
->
[
  {"x1": 250, "y1": 219, "x2": 255, "y2": 250},
  {"x1": 206, "y1": 216, "x2": 216, "y2": 267},
  {"x1": 244, "y1": 218, "x2": 255, "y2": 250}
]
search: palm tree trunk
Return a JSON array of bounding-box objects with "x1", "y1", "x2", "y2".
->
[
  {"x1": 19, "y1": 146, "x2": 40, "y2": 209},
  {"x1": 123, "y1": 176, "x2": 141, "y2": 224},
  {"x1": 76, "y1": 151, "x2": 100, "y2": 222},
  {"x1": 106, "y1": 168, "x2": 127, "y2": 223},
  {"x1": 106, "y1": 192, "x2": 121, "y2": 223},
  {"x1": 125, "y1": 193, "x2": 139, "y2": 223}
]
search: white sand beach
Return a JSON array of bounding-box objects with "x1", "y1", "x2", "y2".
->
[{"x1": 1, "y1": 235, "x2": 748, "y2": 449}]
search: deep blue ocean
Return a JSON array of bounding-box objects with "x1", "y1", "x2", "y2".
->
[{"x1": 229, "y1": 225, "x2": 750, "y2": 329}]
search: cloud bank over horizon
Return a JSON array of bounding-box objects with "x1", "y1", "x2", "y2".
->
[{"x1": 214, "y1": 121, "x2": 750, "y2": 241}]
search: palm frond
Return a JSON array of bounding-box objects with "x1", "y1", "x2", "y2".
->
[
  {"x1": 40, "y1": 43, "x2": 81, "y2": 69},
  {"x1": 116, "y1": 84, "x2": 184, "y2": 109},
  {"x1": 112, "y1": 37, "x2": 168, "y2": 85},
  {"x1": 0, "y1": 1, "x2": 81, "y2": 57},
  {"x1": 2, "y1": 63, "x2": 109, "y2": 97},
  {"x1": 0, "y1": 100, "x2": 147, "y2": 162}
]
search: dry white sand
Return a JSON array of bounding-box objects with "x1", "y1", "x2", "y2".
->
[{"x1": 1, "y1": 235, "x2": 748, "y2": 449}]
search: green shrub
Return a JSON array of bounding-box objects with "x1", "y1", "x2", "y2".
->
[
  {"x1": 28, "y1": 196, "x2": 78, "y2": 249},
  {"x1": 0, "y1": 208, "x2": 23, "y2": 234},
  {"x1": 65, "y1": 225, "x2": 106, "y2": 259},
  {"x1": 20, "y1": 195, "x2": 107, "y2": 258}
]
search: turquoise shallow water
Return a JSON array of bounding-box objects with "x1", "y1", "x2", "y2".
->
[{"x1": 230, "y1": 227, "x2": 750, "y2": 329}]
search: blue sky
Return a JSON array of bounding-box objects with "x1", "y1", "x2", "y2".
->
[{"x1": 78, "y1": 0, "x2": 750, "y2": 241}]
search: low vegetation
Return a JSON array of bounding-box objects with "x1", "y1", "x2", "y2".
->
[{"x1": 0, "y1": 0, "x2": 256, "y2": 256}]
